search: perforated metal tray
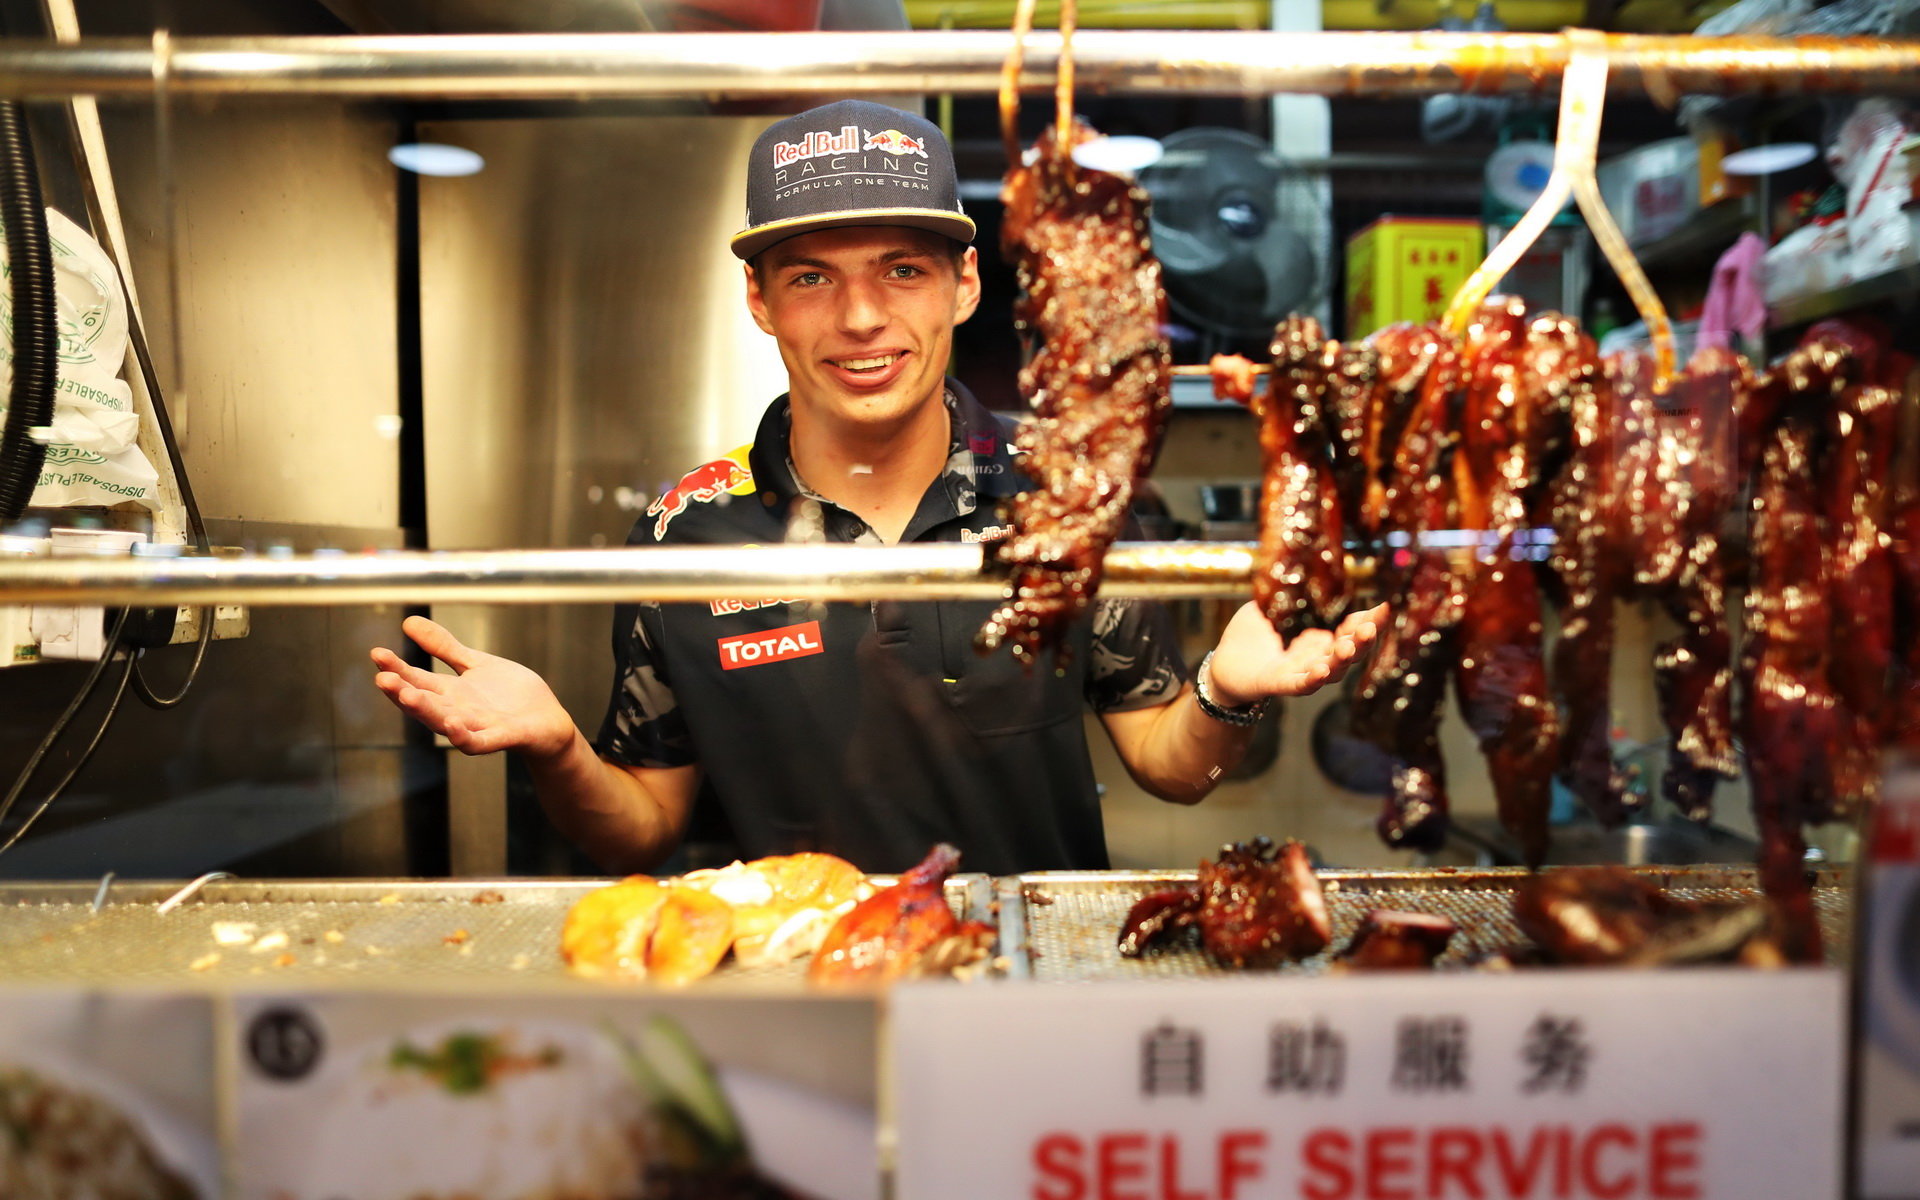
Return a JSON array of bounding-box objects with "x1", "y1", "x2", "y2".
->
[
  {"x1": 1002, "y1": 866, "x2": 1854, "y2": 982},
  {"x1": 0, "y1": 875, "x2": 993, "y2": 991}
]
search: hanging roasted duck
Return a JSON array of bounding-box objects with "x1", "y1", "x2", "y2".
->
[
  {"x1": 1743, "y1": 408, "x2": 1836, "y2": 963},
  {"x1": 1824, "y1": 377, "x2": 1899, "y2": 815},
  {"x1": 1539, "y1": 319, "x2": 1628, "y2": 824},
  {"x1": 1350, "y1": 323, "x2": 1462, "y2": 853},
  {"x1": 1641, "y1": 347, "x2": 1746, "y2": 822},
  {"x1": 1448, "y1": 300, "x2": 1568, "y2": 867}
]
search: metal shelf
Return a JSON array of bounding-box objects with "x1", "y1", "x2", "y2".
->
[
  {"x1": 1631, "y1": 198, "x2": 1757, "y2": 270},
  {"x1": 1767, "y1": 262, "x2": 1920, "y2": 330},
  {"x1": 0, "y1": 32, "x2": 1914, "y2": 100},
  {"x1": 0, "y1": 541, "x2": 1263, "y2": 606}
]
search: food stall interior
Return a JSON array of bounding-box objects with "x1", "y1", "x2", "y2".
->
[
  {"x1": 2, "y1": 2, "x2": 1912, "y2": 894},
  {"x1": 0, "y1": 5, "x2": 1917, "y2": 1195}
]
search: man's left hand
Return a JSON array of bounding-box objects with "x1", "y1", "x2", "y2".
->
[{"x1": 1203, "y1": 602, "x2": 1388, "y2": 708}]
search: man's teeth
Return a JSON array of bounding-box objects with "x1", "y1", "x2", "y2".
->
[{"x1": 837, "y1": 354, "x2": 899, "y2": 372}]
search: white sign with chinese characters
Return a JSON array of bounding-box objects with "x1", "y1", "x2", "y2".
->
[{"x1": 892, "y1": 969, "x2": 1844, "y2": 1200}]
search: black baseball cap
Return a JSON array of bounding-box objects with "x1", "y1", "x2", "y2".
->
[{"x1": 731, "y1": 99, "x2": 976, "y2": 261}]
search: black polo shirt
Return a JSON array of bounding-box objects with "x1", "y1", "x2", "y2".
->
[{"x1": 592, "y1": 381, "x2": 1187, "y2": 875}]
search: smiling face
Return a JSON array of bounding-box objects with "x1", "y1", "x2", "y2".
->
[{"x1": 745, "y1": 225, "x2": 981, "y2": 440}]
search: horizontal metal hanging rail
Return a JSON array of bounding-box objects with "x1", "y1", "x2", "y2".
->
[
  {"x1": 0, "y1": 31, "x2": 1914, "y2": 100},
  {"x1": 0, "y1": 542, "x2": 1261, "y2": 606}
]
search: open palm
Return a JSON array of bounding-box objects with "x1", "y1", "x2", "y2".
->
[
  {"x1": 369, "y1": 616, "x2": 575, "y2": 758},
  {"x1": 1206, "y1": 601, "x2": 1387, "y2": 706}
]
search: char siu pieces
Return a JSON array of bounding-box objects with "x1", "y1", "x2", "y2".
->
[
  {"x1": 1198, "y1": 838, "x2": 1332, "y2": 967},
  {"x1": 979, "y1": 121, "x2": 1172, "y2": 665},
  {"x1": 1115, "y1": 886, "x2": 1201, "y2": 957},
  {"x1": 1512, "y1": 866, "x2": 1695, "y2": 964},
  {"x1": 808, "y1": 844, "x2": 994, "y2": 984},
  {"x1": 1514, "y1": 866, "x2": 1786, "y2": 967},
  {"x1": 1331, "y1": 909, "x2": 1456, "y2": 971},
  {"x1": 1118, "y1": 839, "x2": 1330, "y2": 968},
  {"x1": 1243, "y1": 315, "x2": 1349, "y2": 637}
]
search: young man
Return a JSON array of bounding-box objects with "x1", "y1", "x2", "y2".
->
[{"x1": 372, "y1": 100, "x2": 1380, "y2": 875}]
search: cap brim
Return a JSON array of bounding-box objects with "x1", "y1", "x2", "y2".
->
[{"x1": 730, "y1": 207, "x2": 977, "y2": 261}]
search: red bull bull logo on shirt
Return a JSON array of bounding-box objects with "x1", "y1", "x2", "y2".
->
[{"x1": 647, "y1": 449, "x2": 755, "y2": 540}]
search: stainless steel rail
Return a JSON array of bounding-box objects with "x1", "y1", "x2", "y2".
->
[
  {"x1": 0, "y1": 542, "x2": 1259, "y2": 605},
  {"x1": 0, "y1": 32, "x2": 1915, "y2": 100}
]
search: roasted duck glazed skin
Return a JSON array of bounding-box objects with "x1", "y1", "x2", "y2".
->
[
  {"x1": 1451, "y1": 302, "x2": 1565, "y2": 868},
  {"x1": 808, "y1": 843, "x2": 993, "y2": 985},
  {"x1": 1351, "y1": 323, "x2": 1461, "y2": 853},
  {"x1": 979, "y1": 120, "x2": 1172, "y2": 665},
  {"x1": 1248, "y1": 315, "x2": 1350, "y2": 638}
]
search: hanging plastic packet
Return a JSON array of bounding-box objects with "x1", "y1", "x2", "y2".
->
[{"x1": 0, "y1": 205, "x2": 158, "y2": 510}]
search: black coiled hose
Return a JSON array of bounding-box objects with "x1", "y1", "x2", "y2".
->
[{"x1": 0, "y1": 99, "x2": 54, "y2": 525}]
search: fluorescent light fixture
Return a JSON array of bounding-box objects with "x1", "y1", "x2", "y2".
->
[
  {"x1": 388, "y1": 142, "x2": 484, "y2": 177},
  {"x1": 1071, "y1": 135, "x2": 1164, "y2": 175},
  {"x1": 1721, "y1": 142, "x2": 1818, "y2": 176}
]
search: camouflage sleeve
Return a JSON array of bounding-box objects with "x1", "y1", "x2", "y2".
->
[
  {"x1": 592, "y1": 599, "x2": 698, "y2": 769},
  {"x1": 1085, "y1": 597, "x2": 1192, "y2": 713}
]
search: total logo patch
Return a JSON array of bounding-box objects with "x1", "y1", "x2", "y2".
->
[{"x1": 717, "y1": 621, "x2": 824, "y2": 670}]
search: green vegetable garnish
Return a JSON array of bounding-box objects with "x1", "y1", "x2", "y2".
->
[{"x1": 388, "y1": 1032, "x2": 562, "y2": 1095}]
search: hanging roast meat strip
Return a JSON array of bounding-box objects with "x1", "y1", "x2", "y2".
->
[{"x1": 979, "y1": 121, "x2": 1172, "y2": 665}]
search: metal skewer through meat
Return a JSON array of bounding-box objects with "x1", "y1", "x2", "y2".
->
[{"x1": 979, "y1": 14, "x2": 1171, "y2": 664}]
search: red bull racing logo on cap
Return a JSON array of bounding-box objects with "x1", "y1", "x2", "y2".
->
[
  {"x1": 773, "y1": 125, "x2": 863, "y2": 168},
  {"x1": 863, "y1": 128, "x2": 927, "y2": 157},
  {"x1": 647, "y1": 448, "x2": 755, "y2": 540}
]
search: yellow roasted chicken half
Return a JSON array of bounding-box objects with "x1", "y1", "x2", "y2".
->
[{"x1": 560, "y1": 852, "x2": 872, "y2": 985}]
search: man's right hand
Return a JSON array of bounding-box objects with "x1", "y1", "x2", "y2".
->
[{"x1": 370, "y1": 615, "x2": 576, "y2": 759}]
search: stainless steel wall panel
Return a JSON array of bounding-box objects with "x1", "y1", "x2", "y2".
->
[{"x1": 417, "y1": 115, "x2": 786, "y2": 728}]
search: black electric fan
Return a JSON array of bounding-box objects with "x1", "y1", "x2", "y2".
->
[{"x1": 1135, "y1": 127, "x2": 1330, "y2": 354}]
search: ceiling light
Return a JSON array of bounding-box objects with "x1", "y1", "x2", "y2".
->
[
  {"x1": 1071, "y1": 135, "x2": 1164, "y2": 175},
  {"x1": 388, "y1": 143, "x2": 484, "y2": 177},
  {"x1": 1721, "y1": 142, "x2": 1819, "y2": 176}
]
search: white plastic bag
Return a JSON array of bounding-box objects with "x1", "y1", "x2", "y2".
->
[{"x1": 0, "y1": 206, "x2": 158, "y2": 509}]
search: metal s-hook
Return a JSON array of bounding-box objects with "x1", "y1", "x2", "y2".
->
[{"x1": 1444, "y1": 30, "x2": 1676, "y2": 388}]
